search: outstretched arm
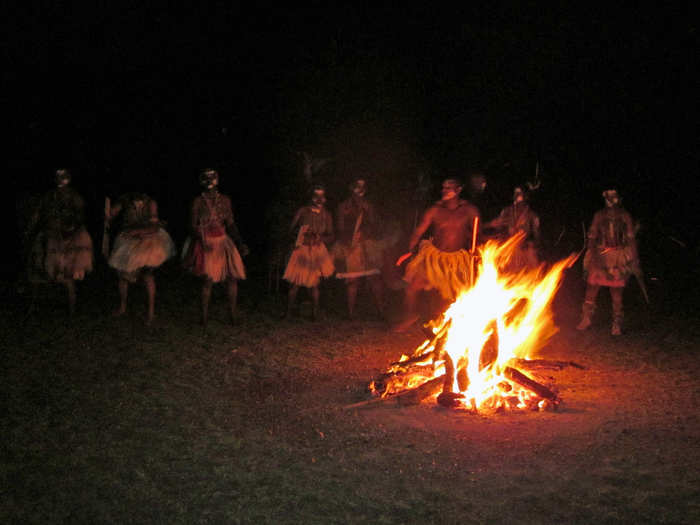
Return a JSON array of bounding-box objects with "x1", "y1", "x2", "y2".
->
[
  {"x1": 484, "y1": 208, "x2": 506, "y2": 230},
  {"x1": 289, "y1": 208, "x2": 303, "y2": 235},
  {"x1": 408, "y1": 206, "x2": 435, "y2": 251}
]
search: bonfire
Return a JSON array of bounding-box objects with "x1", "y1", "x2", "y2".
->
[{"x1": 365, "y1": 233, "x2": 583, "y2": 414}]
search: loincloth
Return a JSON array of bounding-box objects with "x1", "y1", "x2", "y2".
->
[
  {"x1": 583, "y1": 245, "x2": 637, "y2": 287},
  {"x1": 332, "y1": 239, "x2": 384, "y2": 275}
]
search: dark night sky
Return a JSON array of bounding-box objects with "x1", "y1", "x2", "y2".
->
[{"x1": 7, "y1": 4, "x2": 698, "y2": 278}]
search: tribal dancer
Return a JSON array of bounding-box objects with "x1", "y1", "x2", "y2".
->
[
  {"x1": 283, "y1": 185, "x2": 334, "y2": 320},
  {"x1": 485, "y1": 185, "x2": 541, "y2": 272},
  {"x1": 182, "y1": 169, "x2": 248, "y2": 328},
  {"x1": 395, "y1": 178, "x2": 480, "y2": 331},
  {"x1": 577, "y1": 188, "x2": 639, "y2": 336},
  {"x1": 27, "y1": 169, "x2": 94, "y2": 316},
  {"x1": 108, "y1": 192, "x2": 175, "y2": 324},
  {"x1": 333, "y1": 178, "x2": 385, "y2": 319}
]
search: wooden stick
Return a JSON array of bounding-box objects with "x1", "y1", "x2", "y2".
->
[
  {"x1": 395, "y1": 252, "x2": 413, "y2": 266},
  {"x1": 511, "y1": 358, "x2": 587, "y2": 370},
  {"x1": 442, "y1": 353, "x2": 455, "y2": 394},
  {"x1": 503, "y1": 366, "x2": 558, "y2": 401},
  {"x1": 343, "y1": 376, "x2": 445, "y2": 410}
]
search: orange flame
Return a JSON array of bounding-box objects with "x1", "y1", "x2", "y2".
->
[{"x1": 381, "y1": 233, "x2": 577, "y2": 411}]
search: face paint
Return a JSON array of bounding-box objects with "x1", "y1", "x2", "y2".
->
[
  {"x1": 441, "y1": 180, "x2": 460, "y2": 201},
  {"x1": 603, "y1": 190, "x2": 619, "y2": 207},
  {"x1": 199, "y1": 170, "x2": 219, "y2": 190},
  {"x1": 55, "y1": 170, "x2": 71, "y2": 188},
  {"x1": 311, "y1": 189, "x2": 326, "y2": 209},
  {"x1": 352, "y1": 180, "x2": 366, "y2": 197},
  {"x1": 513, "y1": 187, "x2": 525, "y2": 204}
]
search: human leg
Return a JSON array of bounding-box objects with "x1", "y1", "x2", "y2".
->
[
  {"x1": 201, "y1": 278, "x2": 213, "y2": 327},
  {"x1": 368, "y1": 274, "x2": 385, "y2": 319},
  {"x1": 227, "y1": 278, "x2": 238, "y2": 323},
  {"x1": 286, "y1": 284, "x2": 300, "y2": 318},
  {"x1": 311, "y1": 285, "x2": 320, "y2": 320},
  {"x1": 576, "y1": 283, "x2": 600, "y2": 330},
  {"x1": 610, "y1": 286, "x2": 624, "y2": 335},
  {"x1": 393, "y1": 279, "x2": 422, "y2": 332},
  {"x1": 65, "y1": 279, "x2": 76, "y2": 317},
  {"x1": 143, "y1": 271, "x2": 155, "y2": 325},
  {"x1": 345, "y1": 278, "x2": 359, "y2": 319},
  {"x1": 115, "y1": 277, "x2": 129, "y2": 316}
]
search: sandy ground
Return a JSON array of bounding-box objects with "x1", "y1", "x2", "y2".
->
[{"x1": 2, "y1": 265, "x2": 699, "y2": 523}]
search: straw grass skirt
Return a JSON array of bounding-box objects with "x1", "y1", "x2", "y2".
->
[
  {"x1": 109, "y1": 228, "x2": 175, "y2": 282},
  {"x1": 182, "y1": 227, "x2": 246, "y2": 283},
  {"x1": 30, "y1": 228, "x2": 94, "y2": 282},
  {"x1": 332, "y1": 239, "x2": 383, "y2": 274},
  {"x1": 283, "y1": 243, "x2": 334, "y2": 288},
  {"x1": 403, "y1": 240, "x2": 476, "y2": 301}
]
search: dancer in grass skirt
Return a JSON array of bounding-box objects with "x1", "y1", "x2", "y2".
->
[
  {"x1": 333, "y1": 177, "x2": 385, "y2": 319},
  {"x1": 283, "y1": 184, "x2": 334, "y2": 320},
  {"x1": 27, "y1": 169, "x2": 94, "y2": 316},
  {"x1": 108, "y1": 192, "x2": 175, "y2": 324},
  {"x1": 182, "y1": 169, "x2": 248, "y2": 327},
  {"x1": 395, "y1": 178, "x2": 480, "y2": 331}
]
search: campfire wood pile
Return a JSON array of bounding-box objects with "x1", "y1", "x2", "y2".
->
[
  {"x1": 346, "y1": 234, "x2": 585, "y2": 414},
  {"x1": 347, "y1": 325, "x2": 586, "y2": 413}
]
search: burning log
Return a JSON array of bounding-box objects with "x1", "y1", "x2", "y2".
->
[
  {"x1": 479, "y1": 321, "x2": 499, "y2": 371},
  {"x1": 386, "y1": 321, "x2": 452, "y2": 369},
  {"x1": 389, "y1": 352, "x2": 433, "y2": 368},
  {"x1": 344, "y1": 375, "x2": 445, "y2": 410},
  {"x1": 437, "y1": 391, "x2": 465, "y2": 408},
  {"x1": 397, "y1": 376, "x2": 445, "y2": 406},
  {"x1": 442, "y1": 352, "x2": 455, "y2": 394},
  {"x1": 362, "y1": 235, "x2": 582, "y2": 413},
  {"x1": 456, "y1": 362, "x2": 469, "y2": 392},
  {"x1": 503, "y1": 366, "x2": 558, "y2": 402},
  {"x1": 370, "y1": 364, "x2": 435, "y2": 396},
  {"x1": 510, "y1": 358, "x2": 587, "y2": 371}
]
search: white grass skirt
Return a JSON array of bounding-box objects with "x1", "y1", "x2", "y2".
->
[{"x1": 109, "y1": 228, "x2": 175, "y2": 276}]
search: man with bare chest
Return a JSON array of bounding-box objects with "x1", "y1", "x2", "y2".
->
[{"x1": 395, "y1": 178, "x2": 480, "y2": 330}]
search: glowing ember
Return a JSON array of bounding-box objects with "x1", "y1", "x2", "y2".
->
[{"x1": 374, "y1": 233, "x2": 578, "y2": 412}]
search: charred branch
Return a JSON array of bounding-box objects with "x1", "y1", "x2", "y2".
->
[
  {"x1": 479, "y1": 321, "x2": 499, "y2": 371},
  {"x1": 510, "y1": 359, "x2": 587, "y2": 371},
  {"x1": 345, "y1": 375, "x2": 445, "y2": 410},
  {"x1": 503, "y1": 366, "x2": 559, "y2": 401},
  {"x1": 442, "y1": 353, "x2": 455, "y2": 394}
]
